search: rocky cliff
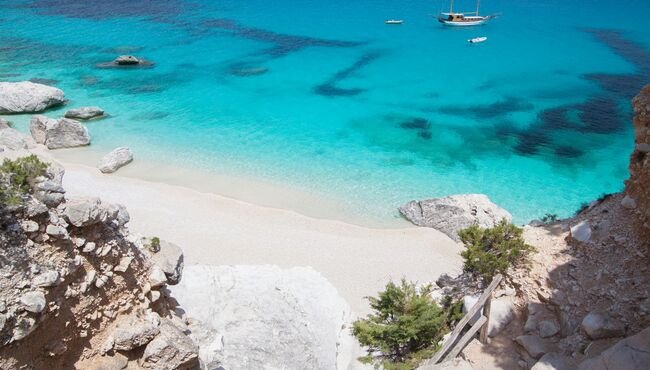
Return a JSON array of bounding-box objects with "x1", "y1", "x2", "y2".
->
[
  {"x1": 625, "y1": 84, "x2": 650, "y2": 230},
  {"x1": 0, "y1": 148, "x2": 199, "y2": 369}
]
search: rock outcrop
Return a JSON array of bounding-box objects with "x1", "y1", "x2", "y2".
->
[
  {"x1": 399, "y1": 194, "x2": 512, "y2": 241},
  {"x1": 99, "y1": 147, "x2": 133, "y2": 174},
  {"x1": 29, "y1": 115, "x2": 90, "y2": 149},
  {"x1": 0, "y1": 146, "x2": 198, "y2": 370},
  {"x1": 0, "y1": 128, "x2": 28, "y2": 151},
  {"x1": 64, "y1": 106, "x2": 105, "y2": 120},
  {"x1": 170, "y1": 265, "x2": 353, "y2": 370},
  {"x1": 626, "y1": 84, "x2": 650, "y2": 230},
  {"x1": 0, "y1": 81, "x2": 65, "y2": 114},
  {"x1": 577, "y1": 326, "x2": 650, "y2": 370}
]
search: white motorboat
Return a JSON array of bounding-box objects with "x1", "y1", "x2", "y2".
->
[
  {"x1": 468, "y1": 36, "x2": 488, "y2": 43},
  {"x1": 385, "y1": 19, "x2": 404, "y2": 24}
]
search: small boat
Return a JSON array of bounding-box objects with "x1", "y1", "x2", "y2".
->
[
  {"x1": 385, "y1": 19, "x2": 404, "y2": 25},
  {"x1": 468, "y1": 36, "x2": 487, "y2": 43},
  {"x1": 438, "y1": 0, "x2": 495, "y2": 26}
]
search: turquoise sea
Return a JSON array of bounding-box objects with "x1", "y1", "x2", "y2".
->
[{"x1": 1, "y1": 0, "x2": 649, "y2": 224}]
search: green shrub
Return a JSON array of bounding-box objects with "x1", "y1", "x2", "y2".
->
[
  {"x1": 352, "y1": 279, "x2": 454, "y2": 370},
  {"x1": 149, "y1": 236, "x2": 161, "y2": 252},
  {"x1": 0, "y1": 155, "x2": 48, "y2": 206},
  {"x1": 458, "y1": 219, "x2": 535, "y2": 282}
]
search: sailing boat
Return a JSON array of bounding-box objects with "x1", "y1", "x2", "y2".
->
[{"x1": 438, "y1": 0, "x2": 494, "y2": 26}]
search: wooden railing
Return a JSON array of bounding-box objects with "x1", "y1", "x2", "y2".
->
[{"x1": 419, "y1": 274, "x2": 503, "y2": 367}]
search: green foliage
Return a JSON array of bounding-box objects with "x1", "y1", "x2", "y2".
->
[
  {"x1": 0, "y1": 155, "x2": 48, "y2": 206},
  {"x1": 458, "y1": 219, "x2": 535, "y2": 282},
  {"x1": 540, "y1": 213, "x2": 558, "y2": 223},
  {"x1": 149, "y1": 236, "x2": 161, "y2": 252},
  {"x1": 352, "y1": 279, "x2": 457, "y2": 370}
]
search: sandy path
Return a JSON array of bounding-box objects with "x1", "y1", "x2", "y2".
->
[{"x1": 61, "y1": 163, "x2": 463, "y2": 313}]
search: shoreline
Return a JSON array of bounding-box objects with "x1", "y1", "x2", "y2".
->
[
  {"x1": 47, "y1": 146, "x2": 410, "y2": 229},
  {"x1": 56, "y1": 159, "x2": 464, "y2": 314}
]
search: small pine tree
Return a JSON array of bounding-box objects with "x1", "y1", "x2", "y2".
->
[
  {"x1": 0, "y1": 155, "x2": 48, "y2": 206},
  {"x1": 352, "y1": 279, "x2": 449, "y2": 370},
  {"x1": 458, "y1": 219, "x2": 535, "y2": 282}
]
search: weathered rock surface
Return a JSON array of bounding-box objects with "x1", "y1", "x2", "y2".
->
[
  {"x1": 140, "y1": 319, "x2": 198, "y2": 370},
  {"x1": 99, "y1": 147, "x2": 133, "y2": 174},
  {"x1": 64, "y1": 106, "x2": 105, "y2": 120},
  {"x1": 577, "y1": 326, "x2": 650, "y2": 370},
  {"x1": 627, "y1": 84, "x2": 650, "y2": 229},
  {"x1": 530, "y1": 353, "x2": 577, "y2": 370},
  {"x1": 0, "y1": 128, "x2": 28, "y2": 150},
  {"x1": 115, "y1": 55, "x2": 140, "y2": 65},
  {"x1": 29, "y1": 115, "x2": 57, "y2": 144},
  {"x1": 570, "y1": 220, "x2": 592, "y2": 242},
  {"x1": 515, "y1": 335, "x2": 550, "y2": 359},
  {"x1": 0, "y1": 81, "x2": 65, "y2": 114},
  {"x1": 65, "y1": 197, "x2": 106, "y2": 227},
  {"x1": 417, "y1": 358, "x2": 475, "y2": 370},
  {"x1": 170, "y1": 265, "x2": 352, "y2": 370},
  {"x1": 399, "y1": 194, "x2": 512, "y2": 241},
  {"x1": 0, "y1": 118, "x2": 10, "y2": 129},
  {"x1": 151, "y1": 240, "x2": 183, "y2": 285},
  {"x1": 581, "y1": 311, "x2": 625, "y2": 340},
  {"x1": 112, "y1": 313, "x2": 160, "y2": 351},
  {"x1": 44, "y1": 118, "x2": 90, "y2": 149},
  {"x1": 20, "y1": 291, "x2": 46, "y2": 313}
]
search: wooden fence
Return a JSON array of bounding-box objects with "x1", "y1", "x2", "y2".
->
[{"x1": 419, "y1": 274, "x2": 503, "y2": 367}]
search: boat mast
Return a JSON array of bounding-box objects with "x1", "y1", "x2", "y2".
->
[
  {"x1": 450, "y1": 0, "x2": 454, "y2": 13},
  {"x1": 476, "y1": 0, "x2": 480, "y2": 15}
]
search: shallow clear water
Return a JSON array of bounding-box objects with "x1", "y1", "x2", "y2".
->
[{"x1": 1, "y1": 0, "x2": 649, "y2": 224}]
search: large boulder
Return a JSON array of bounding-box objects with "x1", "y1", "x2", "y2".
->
[
  {"x1": 111, "y1": 313, "x2": 161, "y2": 351},
  {"x1": 19, "y1": 291, "x2": 46, "y2": 313},
  {"x1": 169, "y1": 265, "x2": 352, "y2": 370},
  {"x1": 151, "y1": 240, "x2": 184, "y2": 285},
  {"x1": 581, "y1": 310, "x2": 625, "y2": 339},
  {"x1": 64, "y1": 106, "x2": 105, "y2": 120},
  {"x1": 65, "y1": 197, "x2": 107, "y2": 227},
  {"x1": 99, "y1": 147, "x2": 133, "y2": 174},
  {"x1": 463, "y1": 295, "x2": 515, "y2": 337},
  {"x1": 29, "y1": 115, "x2": 57, "y2": 144},
  {"x1": 578, "y1": 326, "x2": 650, "y2": 370},
  {"x1": 399, "y1": 194, "x2": 512, "y2": 241},
  {"x1": 515, "y1": 335, "x2": 551, "y2": 359},
  {"x1": 44, "y1": 118, "x2": 90, "y2": 149},
  {"x1": 0, "y1": 118, "x2": 10, "y2": 129},
  {"x1": 140, "y1": 319, "x2": 198, "y2": 370},
  {"x1": 0, "y1": 128, "x2": 28, "y2": 150},
  {"x1": 0, "y1": 81, "x2": 65, "y2": 114}
]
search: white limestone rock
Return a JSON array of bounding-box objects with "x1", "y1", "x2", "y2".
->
[
  {"x1": 64, "y1": 106, "x2": 104, "y2": 120},
  {"x1": 570, "y1": 221, "x2": 592, "y2": 242},
  {"x1": 45, "y1": 118, "x2": 90, "y2": 149},
  {"x1": 581, "y1": 311, "x2": 625, "y2": 340},
  {"x1": 169, "y1": 265, "x2": 353, "y2": 370},
  {"x1": 65, "y1": 197, "x2": 107, "y2": 227},
  {"x1": 462, "y1": 295, "x2": 515, "y2": 337},
  {"x1": 112, "y1": 313, "x2": 161, "y2": 351},
  {"x1": 99, "y1": 147, "x2": 133, "y2": 174},
  {"x1": 148, "y1": 265, "x2": 168, "y2": 288},
  {"x1": 32, "y1": 270, "x2": 60, "y2": 287},
  {"x1": 621, "y1": 195, "x2": 637, "y2": 209},
  {"x1": 417, "y1": 358, "x2": 475, "y2": 370},
  {"x1": 20, "y1": 291, "x2": 46, "y2": 313},
  {"x1": 29, "y1": 115, "x2": 57, "y2": 144},
  {"x1": 0, "y1": 81, "x2": 65, "y2": 114},
  {"x1": 0, "y1": 128, "x2": 28, "y2": 150},
  {"x1": 515, "y1": 335, "x2": 550, "y2": 359},
  {"x1": 577, "y1": 326, "x2": 650, "y2": 370},
  {"x1": 140, "y1": 319, "x2": 198, "y2": 370},
  {"x1": 399, "y1": 194, "x2": 512, "y2": 241},
  {"x1": 151, "y1": 240, "x2": 184, "y2": 285}
]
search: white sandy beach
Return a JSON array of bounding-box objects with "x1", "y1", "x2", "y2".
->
[{"x1": 56, "y1": 159, "x2": 463, "y2": 314}]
